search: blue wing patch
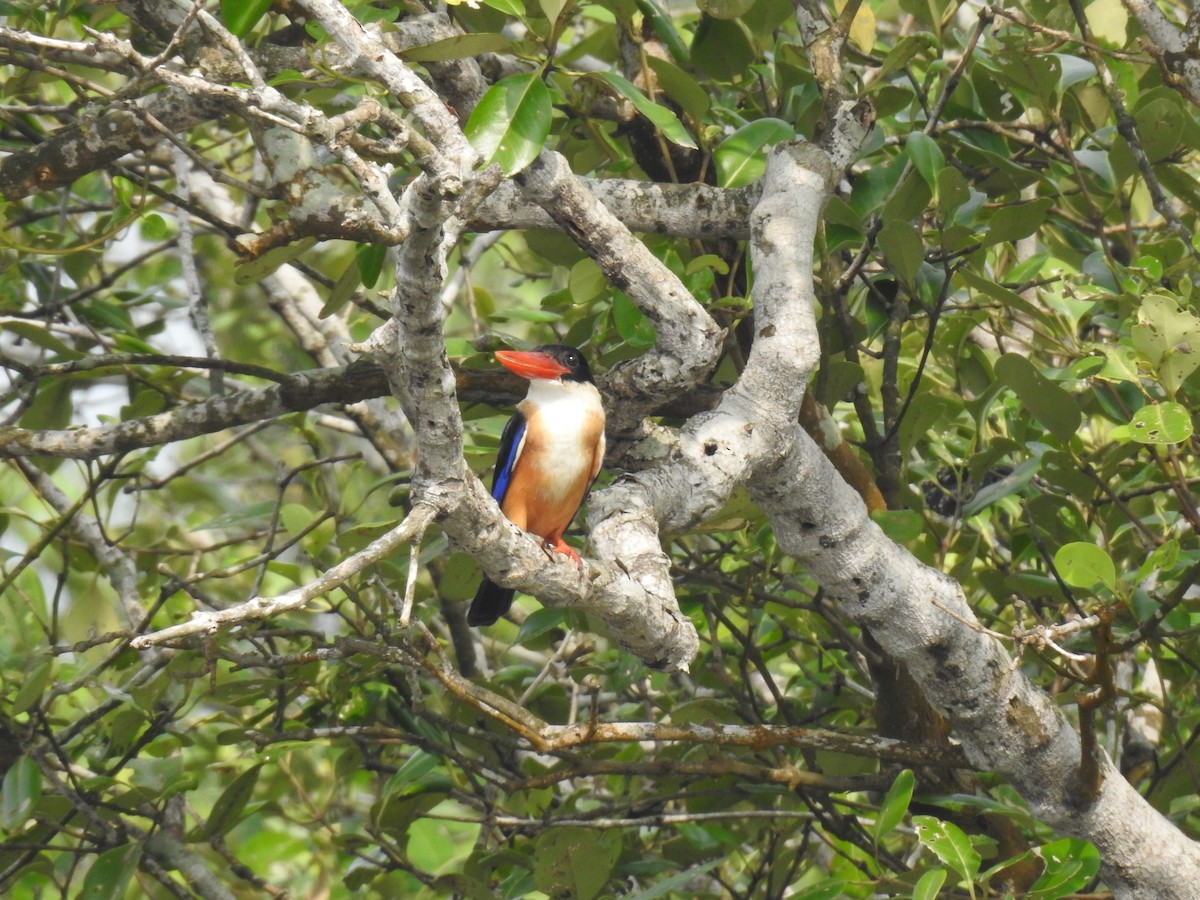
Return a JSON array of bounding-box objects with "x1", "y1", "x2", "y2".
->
[{"x1": 491, "y1": 410, "x2": 527, "y2": 503}]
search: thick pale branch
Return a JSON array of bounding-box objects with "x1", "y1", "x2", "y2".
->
[
  {"x1": 750, "y1": 419, "x2": 1200, "y2": 898},
  {"x1": 452, "y1": 479, "x2": 699, "y2": 671},
  {"x1": 1122, "y1": 0, "x2": 1200, "y2": 105},
  {"x1": 0, "y1": 359, "x2": 721, "y2": 461},
  {"x1": 470, "y1": 178, "x2": 755, "y2": 240},
  {"x1": 0, "y1": 361, "x2": 390, "y2": 459},
  {"x1": 602, "y1": 141, "x2": 837, "y2": 544},
  {"x1": 292, "y1": 0, "x2": 473, "y2": 170},
  {"x1": 580, "y1": 141, "x2": 839, "y2": 669},
  {"x1": 353, "y1": 175, "x2": 692, "y2": 664},
  {"x1": 0, "y1": 85, "x2": 223, "y2": 200}
]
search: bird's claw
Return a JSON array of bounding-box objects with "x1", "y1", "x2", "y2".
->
[{"x1": 544, "y1": 538, "x2": 584, "y2": 569}]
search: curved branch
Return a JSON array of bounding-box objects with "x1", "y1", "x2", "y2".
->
[
  {"x1": 518, "y1": 152, "x2": 725, "y2": 429},
  {"x1": 750, "y1": 427, "x2": 1200, "y2": 898},
  {"x1": 1123, "y1": 0, "x2": 1200, "y2": 106},
  {"x1": 471, "y1": 178, "x2": 754, "y2": 240},
  {"x1": 0, "y1": 360, "x2": 389, "y2": 459},
  {"x1": 130, "y1": 505, "x2": 438, "y2": 648}
]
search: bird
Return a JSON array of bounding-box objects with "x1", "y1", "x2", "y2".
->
[{"x1": 467, "y1": 344, "x2": 606, "y2": 627}]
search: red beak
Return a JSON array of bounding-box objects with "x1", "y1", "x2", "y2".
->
[{"x1": 495, "y1": 350, "x2": 571, "y2": 380}]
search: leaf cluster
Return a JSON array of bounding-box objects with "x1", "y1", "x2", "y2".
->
[{"x1": 1, "y1": 0, "x2": 1200, "y2": 896}]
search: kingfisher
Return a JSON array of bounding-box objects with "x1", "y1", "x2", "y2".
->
[{"x1": 468, "y1": 345, "x2": 606, "y2": 627}]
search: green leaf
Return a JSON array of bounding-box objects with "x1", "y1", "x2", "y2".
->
[
  {"x1": 539, "y1": 0, "x2": 572, "y2": 23},
  {"x1": 995, "y1": 354, "x2": 1081, "y2": 445},
  {"x1": 12, "y1": 656, "x2": 52, "y2": 714},
  {"x1": 982, "y1": 197, "x2": 1054, "y2": 247},
  {"x1": 936, "y1": 166, "x2": 969, "y2": 215},
  {"x1": 516, "y1": 607, "x2": 569, "y2": 643},
  {"x1": 401, "y1": 33, "x2": 512, "y2": 62},
  {"x1": 280, "y1": 503, "x2": 313, "y2": 537},
  {"x1": 877, "y1": 32, "x2": 936, "y2": 79},
  {"x1": 20, "y1": 377, "x2": 73, "y2": 432},
  {"x1": 877, "y1": 219, "x2": 924, "y2": 288},
  {"x1": 569, "y1": 257, "x2": 607, "y2": 305},
  {"x1": 480, "y1": 0, "x2": 524, "y2": 14},
  {"x1": 1134, "y1": 96, "x2": 1184, "y2": 162},
  {"x1": 913, "y1": 815, "x2": 981, "y2": 885},
  {"x1": 647, "y1": 56, "x2": 710, "y2": 121},
  {"x1": 79, "y1": 298, "x2": 134, "y2": 332},
  {"x1": 961, "y1": 450, "x2": 1048, "y2": 516},
  {"x1": 321, "y1": 258, "x2": 362, "y2": 318},
  {"x1": 1109, "y1": 134, "x2": 1137, "y2": 185},
  {"x1": 391, "y1": 750, "x2": 441, "y2": 788},
  {"x1": 874, "y1": 769, "x2": 914, "y2": 843},
  {"x1": 1134, "y1": 538, "x2": 1178, "y2": 583},
  {"x1": 0, "y1": 321, "x2": 84, "y2": 359},
  {"x1": 592, "y1": 72, "x2": 698, "y2": 150},
  {"x1": 127, "y1": 755, "x2": 188, "y2": 796},
  {"x1": 1050, "y1": 53, "x2": 1096, "y2": 91},
  {"x1": 713, "y1": 118, "x2": 794, "y2": 187},
  {"x1": 1084, "y1": 0, "x2": 1127, "y2": 45},
  {"x1": 872, "y1": 84, "x2": 916, "y2": 118},
  {"x1": 872, "y1": 509, "x2": 924, "y2": 543},
  {"x1": 80, "y1": 843, "x2": 141, "y2": 900},
  {"x1": 1093, "y1": 345, "x2": 1140, "y2": 384},
  {"x1": 2, "y1": 756, "x2": 42, "y2": 830},
  {"x1": 1132, "y1": 294, "x2": 1200, "y2": 395},
  {"x1": 691, "y1": 15, "x2": 755, "y2": 81},
  {"x1": 684, "y1": 254, "x2": 729, "y2": 276},
  {"x1": 1054, "y1": 542, "x2": 1117, "y2": 592},
  {"x1": 199, "y1": 500, "x2": 277, "y2": 531},
  {"x1": 1027, "y1": 838, "x2": 1101, "y2": 899},
  {"x1": 788, "y1": 880, "x2": 850, "y2": 900},
  {"x1": 884, "y1": 171, "x2": 933, "y2": 222},
  {"x1": 533, "y1": 827, "x2": 621, "y2": 900},
  {"x1": 635, "y1": 0, "x2": 690, "y2": 65},
  {"x1": 465, "y1": 73, "x2": 553, "y2": 175},
  {"x1": 623, "y1": 861, "x2": 722, "y2": 899},
  {"x1": 994, "y1": 51, "x2": 1058, "y2": 101},
  {"x1": 356, "y1": 242, "x2": 388, "y2": 289},
  {"x1": 195, "y1": 764, "x2": 263, "y2": 840},
  {"x1": 912, "y1": 867, "x2": 947, "y2": 900},
  {"x1": 847, "y1": 2, "x2": 876, "y2": 53},
  {"x1": 1111, "y1": 401, "x2": 1193, "y2": 445},
  {"x1": 139, "y1": 212, "x2": 172, "y2": 241},
  {"x1": 612, "y1": 291, "x2": 656, "y2": 347},
  {"x1": 234, "y1": 237, "x2": 317, "y2": 285},
  {"x1": 899, "y1": 392, "x2": 950, "y2": 459},
  {"x1": 906, "y1": 132, "x2": 944, "y2": 191},
  {"x1": 698, "y1": 0, "x2": 754, "y2": 19},
  {"x1": 221, "y1": 0, "x2": 273, "y2": 37},
  {"x1": 957, "y1": 268, "x2": 1040, "y2": 320},
  {"x1": 495, "y1": 306, "x2": 563, "y2": 323}
]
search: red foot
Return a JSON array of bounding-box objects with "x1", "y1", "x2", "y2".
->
[{"x1": 545, "y1": 536, "x2": 583, "y2": 569}]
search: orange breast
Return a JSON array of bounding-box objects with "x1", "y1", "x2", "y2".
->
[{"x1": 500, "y1": 403, "x2": 604, "y2": 543}]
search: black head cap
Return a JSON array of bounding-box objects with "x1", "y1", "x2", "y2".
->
[{"x1": 535, "y1": 344, "x2": 594, "y2": 384}]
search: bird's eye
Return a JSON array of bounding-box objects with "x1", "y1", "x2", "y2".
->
[{"x1": 565, "y1": 351, "x2": 579, "y2": 365}]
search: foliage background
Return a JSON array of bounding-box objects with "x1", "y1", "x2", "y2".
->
[{"x1": 2, "y1": 0, "x2": 1200, "y2": 896}]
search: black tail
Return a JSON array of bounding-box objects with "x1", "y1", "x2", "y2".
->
[{"x1": 467, "y1": 579, "x2": 516, "y2": 627}]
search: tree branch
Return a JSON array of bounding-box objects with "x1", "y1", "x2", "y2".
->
[
  {"x1": 130, "y1": 504, "x2": 438, "y2": 648},
  {"x1": 750, "y1": 425, "x2": 1200, "y2": 897},
  {"x1": 517, "y1": 152, "x2": 725, "y2": 429}
]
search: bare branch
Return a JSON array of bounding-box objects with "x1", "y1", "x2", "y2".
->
[
  {"x1": 518, "y1": 152, "x2": 725, "y2": 427},
  {"x1": 130, "y1": 504, "x2": 438, "y2": 648}
]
